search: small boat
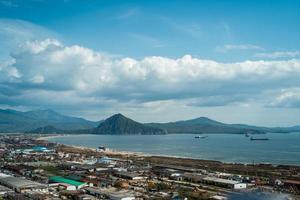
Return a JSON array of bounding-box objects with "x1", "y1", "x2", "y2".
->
[
  {"x1": 250, "y1": 137, "x2": 269, "y2": 141},
  {"x1": 195, "y1": 135, "x2": 208, "y2": 139}
]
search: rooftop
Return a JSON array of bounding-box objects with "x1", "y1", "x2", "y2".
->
[
  {"x1": 85, "y1": 187, "x2": 135, "y2": 198},
  {"x1": 0, "y1": 176, "x2": 46, "y2": 189},
  {"x1": 49, "y1": 176, "x2": 85, "y2": 187},
  {"x1": 0, "y1": 185, "x2": 13, "y2": 192},
  {"x1": 203, "y1": 177, "x2": 241, "y2": 185}
]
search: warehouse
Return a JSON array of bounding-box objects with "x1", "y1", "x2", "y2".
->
[
  {"x1": 202, "y1": 177, "x2": 247, "y2": 189},
  {"x1": 0, "y1": 185, "x2": 13, "y2": 196},
  {"x1": 0, "y1": 175, "x2": 48, "y2": 193},
  {"x1": 49, "y1": 176, "x2": 87, "y2": 189},
  {"x1": 84, "y1": 187, "x2": 135, "y2": 200}
]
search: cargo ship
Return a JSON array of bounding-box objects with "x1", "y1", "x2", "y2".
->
[
  {"x1": 250, "y1": 137, "x2": 269, "y2": 141},
  {"x1": 195, "y1": 135, "x2": 208, "y2": 139}
]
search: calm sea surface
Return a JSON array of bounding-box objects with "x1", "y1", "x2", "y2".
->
[{"x1": 48, "y1": 133, "x2": 300, "y2": 165}]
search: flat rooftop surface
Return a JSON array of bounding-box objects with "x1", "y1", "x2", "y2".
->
[
  {"x1": 203, "y1": 177, "x2": 241, "y2": 185},
  {"x1": 49, "y1": 176, "x2": 85, "y2": 187},
  {"x1": 0, "y1": 176, "x2": 45, "y2": 189}
]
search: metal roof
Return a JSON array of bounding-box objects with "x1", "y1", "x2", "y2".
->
[
  {"x1": 203, "y1": 177, "x2": 241, "y2": 185},
  {"x1": 49, "y1": 176, "x2": 85, "y2": 187},
  {"x1": 0, "y1": 176, "x2": 45, "y2": 189},
  {"x1": 0, "y1": 185, "x2": 12, "y2": 192}
]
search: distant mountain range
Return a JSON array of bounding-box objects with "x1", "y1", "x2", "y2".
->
[
  {"x1": 147, "y1": 117, "x2": 254, "y2": 134},
  {"x1": 148, "y1": 117, "x2": 300, "y2": 134},
  {"x1": 25, "y1": 125, "x2": 64, "y2": 134},
  {"x1": 0, "y1": 109, "x2": 98, "y2": 133},
  {"x1": 1, "y1": 108, "x2": 300, "y2": 134}
]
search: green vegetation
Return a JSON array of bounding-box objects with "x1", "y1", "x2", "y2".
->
[
  {"x1": 148, "y1": 117, "x2": 264, "y2": 134},
  {"x1": 0, "y1": 109, "x2": 98, "y2": 132},
  {"x1": 1, "y1": 108, "x2": 300, "y2": 134}
]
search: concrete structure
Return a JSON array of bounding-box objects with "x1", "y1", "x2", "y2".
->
[{"x1": 202, "y1": 177, "x2": 247, "y2": 189}]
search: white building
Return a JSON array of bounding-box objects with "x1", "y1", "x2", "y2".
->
[{"x1": 202, "y1": 177, "x2": 247, "y2": 189}]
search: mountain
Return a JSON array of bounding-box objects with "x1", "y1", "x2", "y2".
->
[
  {"x1": 1, "y1": 108, "x2": 300, "y2": 134},
  {"x1": 174, "y1": 117, "x2": 227, "y2": 126},
  {"x1": 0, "y1": 109, "x2": 98, "y2": 132},
  {"x1": 91, "y1": 113, "x2": 166, "y2": 135},
  {"x1": 25, "y1": 125, "x2": 65, "y2": 134},
  {"x1": 147, "y1": 117, "x2": 266, "y2": 134},
  {"x1": 148, "y1": 117, "x2": 300, "y2": 134},
  {"x1": 229, "y1": 124, "x2": 300, "y2": 133}
]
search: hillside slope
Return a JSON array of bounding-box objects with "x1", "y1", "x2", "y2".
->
[
  {"x1": 0, "y1": 109, "x2": 98, "y2": 132},
  {"x1": 91, "y1": 113, "x2": 166, "y2": 135}
]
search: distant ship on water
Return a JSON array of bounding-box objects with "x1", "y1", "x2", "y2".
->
[
  {"x1": 250, "y1": 137, "x2": 269, "y2": 141},
  {"x1": 195, "y1": 135, "x2": 208, "y2": 139}
]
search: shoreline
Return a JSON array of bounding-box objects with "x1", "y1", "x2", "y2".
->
[
  {"x1": 45, "y1": 138, "x2": 300, "y2": 186},
  {"x1": 38, "y1": 134, "x2": 147, "y2": 157},
  {"x1": 38, "y1": 134, "x2": 300, "y2": 167}
]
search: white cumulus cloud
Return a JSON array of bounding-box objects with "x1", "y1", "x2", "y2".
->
[{"x1": 1, "y1": 38, "x2": 299, "y2": 108}]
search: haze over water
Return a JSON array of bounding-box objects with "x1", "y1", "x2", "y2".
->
[{"x1": 48, "y1": 133, "x2": 300, "y2": 165}]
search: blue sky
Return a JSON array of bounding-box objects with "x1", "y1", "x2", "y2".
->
[
  {"x1": 0, "y1": 0, "x2": 300, "y2": 126},
  {"x1": 1, "y1": 0, "x2": 300, "y2": 60}
]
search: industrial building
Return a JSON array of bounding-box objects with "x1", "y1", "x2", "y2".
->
[
  {"x1": 0, "y1": 185, "x2": 13, "y2": 196},
  {"x1": 114, "y1": 171, "x2": 145, "y2": 180},
  {"x1": 0, "y1": 174, "x2": 48, "y2": 193},
  {"x1": 84, "y1": 187, "x2": 135, "y2": 200},
  {"x1": 49, "y1": 176, "x2": 87, "y2": 189},
  {"x1": 202, "y1": 177, "x2": 247, "y2": 189}
]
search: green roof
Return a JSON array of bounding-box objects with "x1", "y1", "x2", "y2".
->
[{"x1": 49, "y1": 176, "x2": 85, "y2": 187}]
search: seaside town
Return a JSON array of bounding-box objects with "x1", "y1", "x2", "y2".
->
[{"x1": 0, "y1": 134, "x2": 299, "y2": 200}]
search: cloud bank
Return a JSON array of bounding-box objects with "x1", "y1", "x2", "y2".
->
[
  {"x1": 0, "y1": 19, "x2": 300, "y2": 122},
  {"x1": 1, "y1": 38, "x2": 300, "y2": 108}
]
